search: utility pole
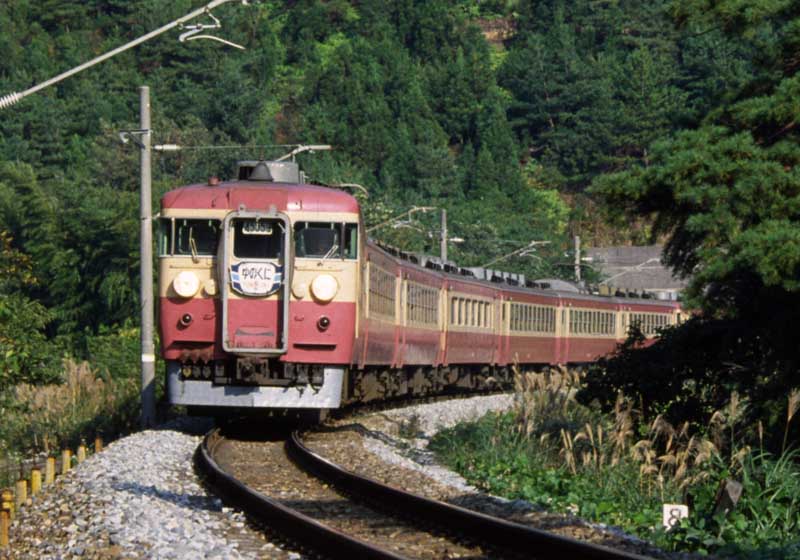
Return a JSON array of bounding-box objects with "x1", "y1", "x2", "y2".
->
[
  {"x1": 574, "y1": 235, "x2": 581, "y2": 284},
  {"x1": 139, "y1": 87, "x2": 156, "y2": 429},
  {"x1": 440, "y1": 209, "x2": 448, "y2": 262}
]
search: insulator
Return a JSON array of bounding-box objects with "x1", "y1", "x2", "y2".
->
[{"x1": 0, "y1": 92, "x2": 22, "y2": 109}]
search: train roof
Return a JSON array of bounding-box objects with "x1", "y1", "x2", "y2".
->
[
  {"x1": 370, "y1": 240, "x2": 680, "y2": 310},
  {"x1": 161, "y1": 179, "x2": 360, "y2": 214}
]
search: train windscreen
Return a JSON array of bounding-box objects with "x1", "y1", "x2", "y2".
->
[
  {"x1": 232, "y1": 218, "x2": 284, "y2": 259},
  {"x1": 294, "y1": 222, "x2": 357, "y2": 259},
  {"x1": 158, "y1": 218, "x2": 221, "y2": 257}
]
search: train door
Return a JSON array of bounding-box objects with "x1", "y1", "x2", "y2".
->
[
  {"x1": 556, "y1": 304, "x2": 569, "y2": 364},
  {"x1": 221, "y1": 210, "x2": 292, "y2": 354},
  {"x1": 490, "y1": 292, "x2": 505, "y2": 364}
]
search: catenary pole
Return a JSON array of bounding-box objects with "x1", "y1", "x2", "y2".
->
[{"x1": 139, "y1": 87, "x2": 156, "y2": 429}]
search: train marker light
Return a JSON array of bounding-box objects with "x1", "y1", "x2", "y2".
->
[
  {"x1": 174, "y1": 271, "x2": 200, "y2": 298},
  {"x1": 292, "y1": 282, "x2": 308, "y2": 299},
  {"x1": 310, "y1": 274, "x2": 338, "y2": 302},
  {"x1": 203, "y1": 278, "x2": 218, "y2": 296},
  {"x1": 317, "y1": 316, "x2": 331, "y2": 331},
  {"x1": 180, "y1": 313, "x2": 193, "y2": 327}
]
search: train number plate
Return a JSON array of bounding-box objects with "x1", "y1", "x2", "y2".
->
[
  {"x1": 242, "y1": 220, "x2": 273, "y2": 235},
  {"x1": 230, "y1": 262, "x2": 283, "y2": 296}
]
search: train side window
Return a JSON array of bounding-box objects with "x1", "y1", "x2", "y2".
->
[
  {"x1": 408, "y1": 282, "x2": 438, "y2": 325},
  {"x1": 369, "y1": 265, "x2": 396, "y2": 318},
  {"x1": 158, "y1": 218, "x2": 173, "y2": 256},
  {"x1": 344, "y1": 223, "x2": 358, "y2": 259}
]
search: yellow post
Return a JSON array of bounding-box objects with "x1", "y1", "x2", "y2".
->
[
  {"x1": 94, "y1": 437, "x2": 103, "y2": 453},
  {"x1": 0, "y1": 509, "x2": 9, "y2": 548},
  {"x1": 77, "y1": 445, "x2": 86, "y2": 464},
  {"x1": 14, "y1": 480, "x2": 25, "y2": 511},
  {"x1": 61, "y1": 450, "x2": 71, "y2": 475},
  {"x1": 30, "y1": 469, "x2": 41, "y2": 496},
  {"x1": 45, "y1": 458, "x2": 55, "y2": 485},
  {"x1": 0, "y1": 490, "x2": 12, "y2": 521}
]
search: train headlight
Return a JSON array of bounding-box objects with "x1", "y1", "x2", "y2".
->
[
  {"x1": 310, "y1": 274, "x2": 338, "y2": 303},
  {"x1": 173, "y1": 271, "x2": 200, "y2": 298}
]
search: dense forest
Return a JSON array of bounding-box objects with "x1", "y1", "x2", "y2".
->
[{"x1": 0, "y1": 0, "x2": 798, "y2": 436}]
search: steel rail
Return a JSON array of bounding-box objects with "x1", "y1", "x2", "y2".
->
[
  {"x1": 195, "y1": 429, "x2": 410, "y2": 560},
  {"x1": 287, "y1": 431, "x2": 654, "y2": 560}
]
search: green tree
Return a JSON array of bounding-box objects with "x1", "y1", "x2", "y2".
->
[
  {"x1": 0, "y1": 230, "x2": 60, "y2": 388},
  {"x1": 586, "y1": 0, "x2": 800, "y2": 436}
]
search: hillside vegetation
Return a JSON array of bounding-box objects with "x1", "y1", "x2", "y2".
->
[{"x1": 1, "y1": 1, "x2": 798, "y2": 454}]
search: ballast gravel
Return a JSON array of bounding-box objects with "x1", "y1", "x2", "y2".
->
[
  {"x1": 2, "y1": 394, "x2": 687, "y2": 559},
  {"x1": 0, "y1": 418, "x2": 300, "y2": 560}
]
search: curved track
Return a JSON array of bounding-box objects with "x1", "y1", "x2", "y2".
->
[
  {"x1": 197, "y1": 428, "x2": 654, "y2": 560},
  {"x1": 198, "y1": 429, "x2": 408, "y2": 559}
]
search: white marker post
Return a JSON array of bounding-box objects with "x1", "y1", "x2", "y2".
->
[{"x1": 662, "y1": 504, "x2": 689, "y2": 530}]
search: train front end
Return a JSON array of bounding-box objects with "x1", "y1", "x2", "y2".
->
[{"x1": 158, "y1": 160, "x2": 360, "y2": 412}]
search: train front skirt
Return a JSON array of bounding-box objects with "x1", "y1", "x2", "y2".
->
[{"x1": 166, "y1": 362, "x2": 344, "y2": 408}]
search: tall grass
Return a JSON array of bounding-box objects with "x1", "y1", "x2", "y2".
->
[
  {"x1": 431, "y1": 366, "x2": 800, "y2": 557},
  {"x1": 0, "y1": 359, "x2": 139, "y2": 481}
]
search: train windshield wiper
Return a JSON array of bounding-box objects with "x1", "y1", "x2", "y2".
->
[{"x1": 320, "y1": 243, "x2": 339, "y2": 262}]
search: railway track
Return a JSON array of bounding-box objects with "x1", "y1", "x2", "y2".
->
[{"x1": 196, "y1": 427, "x2": 654, "y2": 560}]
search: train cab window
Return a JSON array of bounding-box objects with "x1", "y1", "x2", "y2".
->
[
  {"x1": 174, "y1": 219, "x2": 221, "y2": 257},
  {"x1": 294, "y1": 222, "x2": 358, "y2": 259},
  {"x1": 233, "y1": 218, "x2": 283, "y2": 260}
]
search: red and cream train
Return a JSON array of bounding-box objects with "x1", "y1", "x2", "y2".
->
[{"x1": 158, "y1": 158, "x2": 680, "y2": 412}]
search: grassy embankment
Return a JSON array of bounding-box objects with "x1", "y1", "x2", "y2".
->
[
  {"x1": 0, "y1": 328, "x2": 147, "y2": 486},
  {"x1": 430, "y1": 370, "x2": 800, "y2": 558}
]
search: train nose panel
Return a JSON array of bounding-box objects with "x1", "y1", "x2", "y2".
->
[
  {"x1": 227, "y1": 301, "x2": 280, "y2": 349},
  {"x1": 221, "y1": 210, "x2": 291, "y2": 355}
]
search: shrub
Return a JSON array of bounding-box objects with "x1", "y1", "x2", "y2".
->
[
  {"x1": 0, "y1": 293, "x2": 61, "y2": 388},
  {"x1": 577, "y1": 317, "x2": 800, "y2": 452},
  {"x1": 85, "y1": 323, "x2": 142, "y2": 381}
]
